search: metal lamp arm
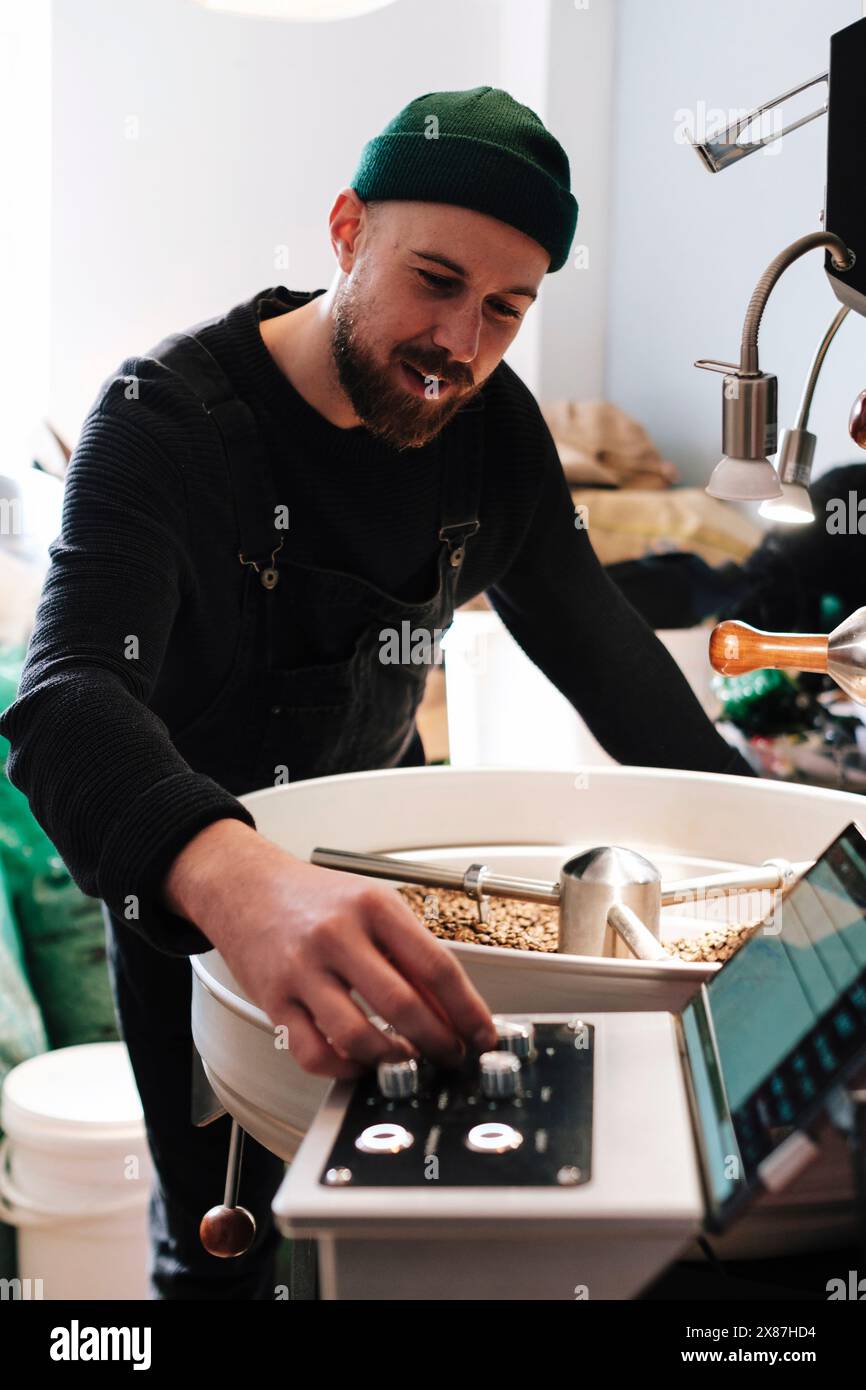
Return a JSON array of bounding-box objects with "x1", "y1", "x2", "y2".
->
[
  {"x1": 739, "y1": 232, "x2": 854, "y2": 375},
  {"x1": 795, "y1": 305, "x2": 850, "y2": 430}
]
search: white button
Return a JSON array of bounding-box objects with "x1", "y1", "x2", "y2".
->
[
  {"x1": 355, "y1": 1123, "x2": 414, "y2": 1155},
  {"x1": 465, "y1": 1122, "x2": 523, "y2": 1154}
]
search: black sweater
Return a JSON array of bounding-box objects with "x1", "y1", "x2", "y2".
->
[{"x1": 0, "y1": 286, "x2": 752, "y2": 955}]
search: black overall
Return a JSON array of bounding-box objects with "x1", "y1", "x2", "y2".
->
[{"x1": 101, "y1": 327, "x2": 485, "y2": 1299}]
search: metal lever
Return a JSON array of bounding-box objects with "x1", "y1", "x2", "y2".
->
[
  {"x1": 199, "y1": 1119, "x2": 257, "y2": 1258},
  {"x1": 690, "y1": 71, "x2": 828, "y2": 173},
  {"x1": 694, "y1": 358, "x2": 743, "y2": 376},
  {"x1": 710, "y1": 608, "x2": 866, "y2": 706}
]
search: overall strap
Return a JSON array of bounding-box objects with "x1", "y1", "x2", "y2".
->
[
  {"x1": 437, "y1": 397, "x2": 485, "y2": 567},
  {"x1": 149, "y1": 330, "x2": 283, "y2": 573}
]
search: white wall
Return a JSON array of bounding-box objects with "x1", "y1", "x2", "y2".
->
[
  {"x1": 1, "y1": 1, "x2": 52, "y2": 478},
  {"x1": 495, "y1": 0, "x2": 551, "y2": 398},
  {"x1": 541, "y1": 0, "x2": 617, "y2": 401},
  {"x1": 52, "y1": 0, "x2": 862, "y2": 485},
  {"x1": 604, "y1": 0, "x2": 866, "y2": 486},
  {"x1": 50, "y1": 0, "x2": 597, "y2": 442}
]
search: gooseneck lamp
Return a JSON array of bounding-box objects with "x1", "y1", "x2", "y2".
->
[
  {"x1": 695, "y1": 232, "x2": 855, "y2": 503},
  {"x1": 688, "y1": 15, "x2": 866, "y2": 514}
]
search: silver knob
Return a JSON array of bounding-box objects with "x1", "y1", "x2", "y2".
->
[
  {"x1": 494, "y1": 1018, "x2": 536, "y2": 1060},
  {"x1": 479, "y1": 1050, "x2": 521, "y2": 1099},
  {"x1": 377, "y1": 1058, "x2": 419, "y2": 1099}
]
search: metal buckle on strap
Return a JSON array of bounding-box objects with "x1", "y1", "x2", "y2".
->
[
  {"x1": 438, "y1": 521, "x2": 480, "y2": 542},
  {"x1": 238, "y1": 535, "x2": 285, "y2": 589},
  {"x1": 439, "y1": 520, "x2": 480, "y2": 569}
]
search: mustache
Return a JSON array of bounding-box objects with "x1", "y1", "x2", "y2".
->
[{"x1": 396, "y1": 351, "x2": 473, "y2": 390}]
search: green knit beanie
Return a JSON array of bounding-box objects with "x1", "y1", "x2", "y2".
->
[{"x1": 350, "y1": 86, "x2": 578, "y2": 274}]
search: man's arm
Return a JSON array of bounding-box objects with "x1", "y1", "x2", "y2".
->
[
  {"x1": 1, "y1": 383, "x2": 498, "y2": 1072},
  {"x1": 0, "y1": 389, "x2": 256, "y2": 954},
  {"x1": 485, "y1": 404, "x2": 754, "y2": 777},
  {"x1": 161, "y1": 815, "x2": 498, "y2": 1076}
]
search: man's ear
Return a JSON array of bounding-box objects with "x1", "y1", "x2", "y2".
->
[{"x1": 328, "y1": 187, "x2": 368, "y2": 271}]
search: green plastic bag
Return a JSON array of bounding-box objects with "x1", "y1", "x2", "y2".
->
[{"x1": 0, "y1": 646, "x2": 119, "y2": 1049}]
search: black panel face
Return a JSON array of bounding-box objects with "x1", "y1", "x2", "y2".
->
[
  {"x1": 320, "y1": 1022, "x2": 594, "y2": 1188},
  {"x1": 825, "y1": 17, "x2": 866, "y2": 313}
]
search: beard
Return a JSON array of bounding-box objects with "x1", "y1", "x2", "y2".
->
[{"x1": 330, "y1": 273, "x2": 481, "y2": 450}]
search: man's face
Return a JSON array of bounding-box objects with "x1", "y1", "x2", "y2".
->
[{"x1": 330, "y1": 198, "x2": 548, "y2": 449}]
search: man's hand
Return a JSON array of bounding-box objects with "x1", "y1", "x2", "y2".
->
[{"x1": 164, "y1": 819, "x2": 497, "y2": 1079}]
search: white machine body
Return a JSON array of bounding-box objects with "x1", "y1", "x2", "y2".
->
[
  {"x1": 272, "y1": 1012, "x2": 702, "y2": 1301},
  {"x1": 190, "y1": 767, "x2": 866, "y2": 1267}
]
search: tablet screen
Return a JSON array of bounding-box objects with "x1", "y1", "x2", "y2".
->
[{"x1": 682, "y1": 821, "x2": 866, "y2": 1227}]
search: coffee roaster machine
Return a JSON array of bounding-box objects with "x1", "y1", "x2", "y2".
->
[{"x1": 191, "y1": 766, "x2": 866, "y2": 1300}]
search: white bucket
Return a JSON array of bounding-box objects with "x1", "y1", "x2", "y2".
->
[
  {"x1": 0, "y1": 1042, "x2": 153, "y2": 1300},
  {"x1": 443, "y1": 610, "x2": 720, "y2": 768}
]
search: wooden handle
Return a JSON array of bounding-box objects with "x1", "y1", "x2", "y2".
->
[{"x1": 709, "y1": 620, "x2": 829, "y2": 676}]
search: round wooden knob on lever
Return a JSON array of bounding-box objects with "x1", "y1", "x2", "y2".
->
[{"x1": 200, "y1": 1203, "x2": 257, "y2": 1258}]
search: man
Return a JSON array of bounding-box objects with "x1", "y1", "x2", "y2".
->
[{"x1": 0, "y1": 87, "x2": 753, "y2": 1300}]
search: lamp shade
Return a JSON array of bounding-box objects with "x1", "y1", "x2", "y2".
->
[
  {"x1": 759, "y1": 482, "x2": 815, "y2": 525},
  {"x1": 705, "y1": 455, "x2": 784, "y2": 502}
]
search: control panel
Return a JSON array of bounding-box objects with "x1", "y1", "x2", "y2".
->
[{"x1": 319, "y1": 1017, "x2": 594, "y2": 1189}]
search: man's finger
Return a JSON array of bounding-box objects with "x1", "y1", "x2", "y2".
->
[
  {"x1": 271, "y1": 998, "x2": 364, "y2": 1079},
  {"x1": 326, "y1": 943, "x2": 469, "y2": 1067},
  {"x1": 302, "y1": 974, "x2": 419, "y2": 1067},
  {"x1": 371, "y1": 895, "x2": 497, "y2": 1053}
]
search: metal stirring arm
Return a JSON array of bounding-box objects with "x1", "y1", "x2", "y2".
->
[
  {"x1": 310, "y1": 846, "x2": 809, "y2": 964},
  {"x1": 607, "y1": 903, "x2": 669, "y2": 962},
  {"x1": 311, "y1": 846, "x2": 560, "y2": 904},
  {"x1": 310, "y1": 847, "x2": 807, "y2": 907}
]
